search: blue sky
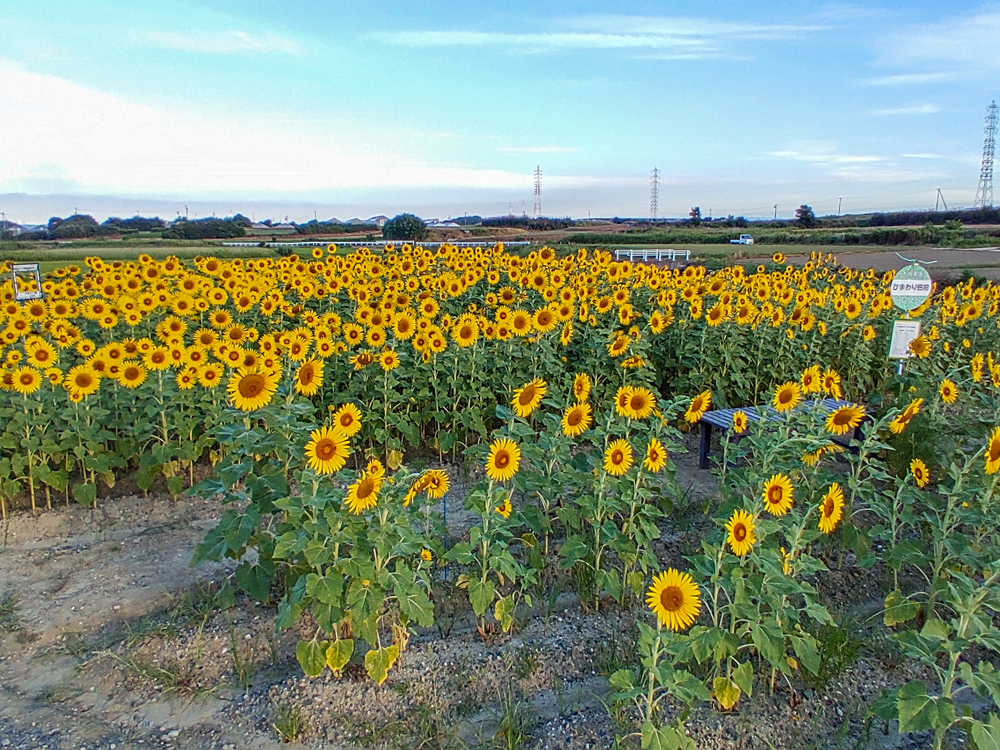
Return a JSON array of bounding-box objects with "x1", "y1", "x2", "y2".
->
[{"x1": 1, "y1": 1, "x2": 998, "y2": 222}]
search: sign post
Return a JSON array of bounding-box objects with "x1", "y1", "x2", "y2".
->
[
  {"x1": 888, "y1": 260, "x2": 934, "y2": 374},
  {"x1": 11, "y1": 263, "x2": 43, "y2": 302}
]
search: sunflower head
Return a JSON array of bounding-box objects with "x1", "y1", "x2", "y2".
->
[
  {"x1": 910, "y1": 458, "x2": 930, "y2": 488},
  {"x1": 646, "y1": 569, "x2": 700, "y2": 631},
  {"x1": 512, "y1": 379, "x2": 546, "y2": 419},
  {"x1": 818, "y1": 483, "x2": 844, "y2": 534},
  {"x1": 604, "y1": 439, "x2": 634, "y2": 477},
  {"x1": 772, "y1": 382, "x2": 802, "y2": 413},
  {"x1": 762, "y1": 474, "x2": 794, "y2": 516},
  {"x1": 486, "y1": 438, "x2": 521, "y2": 482},
  {"x1": 725, "y1": 509, "x2": 756, "y2": 556}
]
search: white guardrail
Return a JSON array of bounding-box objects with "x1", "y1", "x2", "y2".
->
[
  {"x1": 613, "y1": 248, "x2": 690, "y2": 263},
  {"x1": 221, "y1": 240, "x2": 533, "y2": 249}
]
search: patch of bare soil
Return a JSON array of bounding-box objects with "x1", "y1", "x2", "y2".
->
[{"x1": 0, "y1": 437, "x2": 928, "y2": 749}]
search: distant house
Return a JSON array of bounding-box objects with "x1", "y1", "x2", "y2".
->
[
  {"x1": 367, "y1": 215, "x2": 389, "y2": 228},
  {"x1": 246, "y1": 222, "x2": 297, "y2": 236}
]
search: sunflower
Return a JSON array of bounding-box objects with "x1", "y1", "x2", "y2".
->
[
  {"x1": 573, "y1": 373, "x2": 591, "y2": 403},
  {"x1": 304, "y1": 425, "x2": 350, "y2": 475},
  {"x1": 11, "y1": 366, "x2": 41, "y2": 395},
  {"x1": 910, "y1": 458, "x2": 929, "y2": 488},
  {"x1": 825, "y1": 404, "x2": 864, "y2": 436},
  {"x1": 939, "y1": 379, "x2": 957, "y2": 404},
  {"x1": 818, "y1": 483, "x2": 844, "y2": 534},
  {"x1": 762, "y1": 474, "x2": 793, "y2": 516},
  {"x1": 118, "y1": 363, "x2": 147, "y2": 388},
  {"x1": 197, "y1": 363, "x2": 224, "y2": 388},
  {"x1": 604, "y1": 439, "x2": 634, "y2": 476},
  {"x1": 732, "y1": 410, "x2": 748, "y2": 433},
  {"x1": 800, "y1": 365, "x2": 822, "y2": 394},
  {"x1": 684, "y1": 390, "x2": 711, "y2": 423},
  {"x1": 772, "y1": 382, "x2": 801, "y2": 413},
  {"x1": 496, "y1": 496, "x2": 513, "y2": 519},
  {"x1": 624, "y1": 386, "x2": 656, "y2": 420},
  {"x1": 725, "y1": 509, "x2": 755, "y2": 556},
  {"x1": 889, "y1": 398, "x2": 923, "y2": 434},
  {"x1": 908, "y1": 335, "x2": 931, "y2": 358},
  {"x1": 345, "y1": 471, "x2": 381, "y2": 514},
  {"x1": 423, "y1": 469, "x2": 450, "y2": 499},
  {"x1": 332, "y1": 403, "x2": 363, "y2": 437},
  {"x1": 64, "y1": 364, "x2": 101, "y2": 398},
  {"x1": 512, "y1": 378, "x2": 546, "y2": 418},
  {"x1": 561, "y1": 403, "x2": 593, "y2": 437},
  {"x1": 227, "y1": 367, "x2": 279, "y2": 411},
  {"x1": 646, "y1": 569, "x2": 700, "y2": 631},
  {"x1": 420, "y1": 548, "x2": 433, "y2": 562},
  {"x1": 378, "y1": 349, "x2": 400, "y2": 371},
  {"x1": 985, "y1": 426, "x2": 1000, "y2": 475},
  {"x1": 294, "y1": 359, "x2": 324, "y2": 396},
  {"x1": 643, "y1": 438, "x2": 667, "y2": 473},
  {"x1": 486, "y1": 438, "x2": 521, "y2": 482}
]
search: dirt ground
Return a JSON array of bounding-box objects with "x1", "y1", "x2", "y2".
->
[{"x1": 0, "y1": 435, "x2": 938, "y2": 749}]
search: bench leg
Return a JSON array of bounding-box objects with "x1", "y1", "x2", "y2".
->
[{"x1": 699, "y1": 423, "x2": 712, "y2": 469}]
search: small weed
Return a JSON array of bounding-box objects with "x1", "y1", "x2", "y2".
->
[
  {"x1": 490, "y1": 685, "x2": 534, "y2": 750},
  {"x1": 0, "y1": 591, "x2": 21, "y2": 633},
  {"x1": 512, "y1": 646, "x2": 539, "y2": 680},
  {"x1": 802, "y1": 615, "x2": 864, "y2": 690},
  {"x1": 117, "y1": 654, "x2": 214, "y2": 698},
  {"x1": 228, "y1": 619, "x2": 256, "y2": 694},
  {"x1": 273, "y1": 703, "x2": 308, "y2": 744},
  {"x1": 594, "y1": 623, "x2": 637, "y2": 676}
]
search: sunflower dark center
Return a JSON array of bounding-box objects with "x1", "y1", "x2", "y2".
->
[
  {"x1": 768, "y1": 486, "x2": 783, "y2": 504},
  {"x1": 238, "y1": 374, "x2": 265, "y2": 398},
  {"x1": 660, "y1": 586, "x2": 683, "y2": 612},
  {"x1": 315, "y1": 439, "x2": 336, "y2": 460},
  {"x1": 495, "y1": 451, "x2": 510, "y2": 469},
  {"x1": 734, "y1": 524, "x2": 747, "y2": 542}
]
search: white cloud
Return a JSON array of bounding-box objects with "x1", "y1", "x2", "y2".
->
[
  {"x1": 144, "y1": 30, "x2": 301, "y2": 55},
  {"x1": 500, "y1": 146, "x2": 577, "y2": 154},
  {"x1": 871, "y1": 104, "x2": 941, "y2": 116},
  {"x1": 370, "y1": 15, "x2": 820, "y2": 57},
  {"x1": 0, "y1": 60, "x2": 538, "y2": 196},
  {"x1": 902, "y1": 153, "x2": 944, "y2": 159},
  {"x1": 877, "y1": 12, "x2": 1000, "y2": 72},
  {"x1": 861, "y1": 72, "x2": 954, "y2": 86},
  {"x1": 767, "y1": 149, "x2": 883, "y2": 165}
]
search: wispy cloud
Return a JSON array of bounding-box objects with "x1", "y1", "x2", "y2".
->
[
  {"x1": 871, "y1": 104, "x2": 941, "y2": 116},
  {"x1": 876, "y1": 12, "x2": 1000, "y2": 73},
  {"x1": 902, "y1": 153, "x2": 945, "y2": 159},
  {"x1": 767, "y1": 149, "x2": 883, "y2": 165},
  {"x1": 370, "y1": 15, "x2": 821, "y2": 57},
  {"x1": 145, "y1": 30, "x2": 301, "y2": 55},
  {"x1": 861, "y1": 72, "x2": 955, "y2": 86},
  {"x1": 500, "y1": 146, "x2": 577, "y2": 154}
]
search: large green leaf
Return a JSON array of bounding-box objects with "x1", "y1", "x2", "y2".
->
[
  {"x1": 641, "y1": 722, "x2": 695, "y2": 750},
  {"x1": 296, "y1": 639, "x2": 329, "y2": 678},
  {"x1": 326, "y1": 639, "x2": 354, "y2": 676},
  {"x1": 467, "y1": 577, "x2": 495, "y2": 617},
  {"x1": 883, "y1": 589, "x2": 920, "y2": 627},
  {"x1": 971, "y1": 714, "x2": 1000, "y2": 750},
  {"x1": 365, "y1": 644, "x2": 400, "y2": 685}
]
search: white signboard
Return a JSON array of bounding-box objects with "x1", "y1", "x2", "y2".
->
[
  {"x1": 890, "y1": 264, "x2": 933, "y2": 311},
  {"x1": 11, "y1": 263, "x2": 43, "y2": 302},
  {"x1": 889, "y1": 320, "x2": 922, "y2": 360}
]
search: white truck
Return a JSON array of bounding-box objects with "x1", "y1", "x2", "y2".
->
[{"x1": 729, "y1": 234, "x2": 754, "y2": 245}]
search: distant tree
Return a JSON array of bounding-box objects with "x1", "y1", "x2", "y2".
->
[
  {"x1": 383, "y1": 213, "x2": 427, "y2": 241},
  {"x1": 688, "y1": 207, "x2": 702, "y2": 226},
  {"x1": 795, "y1": 205, "x2": 817, "y2": 228}
]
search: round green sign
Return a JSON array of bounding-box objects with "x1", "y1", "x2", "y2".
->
[{"x1": 890, "y1": 263, "x2": 933, "y2": 311}]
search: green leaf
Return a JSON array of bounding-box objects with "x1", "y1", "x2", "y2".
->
[
  {"x1": 364, "y1": 644, "x2": 400, "y2": 685},
  {"x1": 884, "y1": 589, "x2": 920, "y2": 627},
  {"x1": 72, "y1": 482, "x2": 97, "y2": 507},
  {"x1": 326, "y1": 639, "x2": 354, "y2": 676},
  {"x1": 494, "y1": 594, "x2": 515, "y2": 632},
  {"x1": 791, "y1": 633, "x2": 821, "y2": 675},
  {"x1": 897, "y1": 680, "x2": 955, "y2": 734},
  {"x1": 296, "y1": 639, "x2": 329, "y2": 678},
  {"x1": 970, "y1": 714, "x2": 1000, "y2": 750},
  {"x1": 731, "y1": 660, "x2": 753, "y2": 698},
  {"x1": 641, "y1": 722, "x2": 695, "y2": 750},
  {"x1": 713, "y1": 676, "x2": 741, "y2": 710},
  {"x1": 235, "y1": 561, "x2": 273, "y2": 603},
  {"x1": 467, "y1": 577, "x2": 496, "y2": 617},
  {"x1": 305, "y1": 573, "x2": 344, "y2": 607}
]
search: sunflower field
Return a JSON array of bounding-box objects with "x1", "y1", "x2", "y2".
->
[{"x1": 3, "y1": 245, "x2": 1000, "y2": 748}]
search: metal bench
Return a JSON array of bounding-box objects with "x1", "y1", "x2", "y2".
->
[{"x1": 698, "y1": 398, "x2": 863, "y2": 469}]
